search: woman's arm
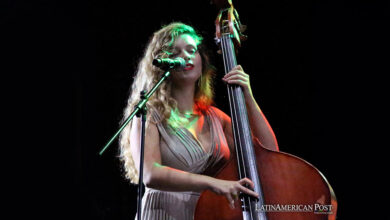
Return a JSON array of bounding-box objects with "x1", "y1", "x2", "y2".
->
[
  {"x1": 130, "y1": 116, "x2": 258, "y2": 208},
  {"x1": 222, "y1": 65, "x2": 279, "y2": 151},
  {"x1": 130, "y1": 117, "x2": 210, "y2": 192}
]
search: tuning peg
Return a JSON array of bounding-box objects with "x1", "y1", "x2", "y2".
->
[
  {"x1": 214, "y1": 37, "x2": 221, "y2": 45},
  {"x1": 240, "y1": 24, "x2": 247, "y2": 33},
  {"x1": 240, "y1": 33, "x2": 248, "y2": 42}
]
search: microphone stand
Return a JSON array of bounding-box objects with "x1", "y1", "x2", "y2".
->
[{"x1": 99, "y1": 70, "x2": 172, "y2": 220}]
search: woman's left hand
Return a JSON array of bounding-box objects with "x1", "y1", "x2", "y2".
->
[{"x1": 222, "y1": 65, "x2": 253, "y2": 97}]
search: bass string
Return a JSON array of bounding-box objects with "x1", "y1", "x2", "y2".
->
[
  {"x1": 223, "y1": 34, "x2": 256, "y2": 214},
  {"x1": 223, "y1": 34, "x2": 245, "y2": 179},
  {"x1": 226, "y1": 36, "x2": 267, "y2": 220},
  {"x1": 221, "y1": 34, "x2": 255, "y2": 212},
  {"x1": 221, "y1": 34, "x2": 245, "y2": 181},
  {"x1": 221, "y1": 34, "x2": 244, "y2": 180}
]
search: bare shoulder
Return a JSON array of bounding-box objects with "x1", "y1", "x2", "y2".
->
[
  {"x1": 130, "y1": 116, "x2": 162, "y2": 171},
  {"x1": 209, "y1": 106, "x2": 235, "y2": 153},
  {"x1": 209, "y1": 106, "x2": 231, "y2": 128},
  {"x1": 130, "y1": 117, "x2": 160, "y2": 143}
]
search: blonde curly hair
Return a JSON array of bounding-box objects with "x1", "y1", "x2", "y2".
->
[{"x1": 119, "y1": 22, "x2": 215, "y2": 184}]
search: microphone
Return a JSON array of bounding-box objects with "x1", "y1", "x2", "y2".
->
[{"x1": 152, "y1": 57, "x2": 186, "y2": 70}]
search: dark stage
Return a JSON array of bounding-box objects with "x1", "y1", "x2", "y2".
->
[{"x1": 4, "y1": 0, "x2": 389, "y2": 219}]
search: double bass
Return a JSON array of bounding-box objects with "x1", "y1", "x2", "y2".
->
[{"x1": 194, "y1": 1, "x2": 338, "y2": 219}]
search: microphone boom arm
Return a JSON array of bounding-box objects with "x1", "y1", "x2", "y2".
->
[{"x1": 99, "y1": 70, "x2": 171, "y2": 155}]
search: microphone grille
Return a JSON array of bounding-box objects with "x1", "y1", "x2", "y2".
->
[
  {"x1": 176, "y1": 57, "x2": 186, "y2": 68},
  {"x1": 152, "y1": 58, "x2": 160, "y2": 65}
]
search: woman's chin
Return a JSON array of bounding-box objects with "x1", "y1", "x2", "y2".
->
[{"x1": 172, "y1": 70, "x2": 201, "y2": 84}]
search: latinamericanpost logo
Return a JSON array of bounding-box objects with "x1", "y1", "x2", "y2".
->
[{"x1": 255, "y1": 203, "x2": 333, "y2": 214}]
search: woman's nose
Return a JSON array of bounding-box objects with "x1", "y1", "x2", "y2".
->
[{"x1": 180, "y1": 50, "x2": 192, "y2": 61}]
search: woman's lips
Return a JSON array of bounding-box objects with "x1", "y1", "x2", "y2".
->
[{"x1": 184, "y1": 64, "x2": 194, "y2": 71}]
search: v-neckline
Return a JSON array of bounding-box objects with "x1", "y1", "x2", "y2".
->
[{"x1": 182, "y1": 113, "x2": 214, "y2": 154}]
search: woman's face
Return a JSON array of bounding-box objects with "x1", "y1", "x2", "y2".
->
[{"x1": 169, "y1": 34, "x2": 202, "y2": 87}]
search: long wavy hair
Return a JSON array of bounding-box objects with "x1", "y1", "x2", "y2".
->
[{"x1": 119, "y1": 22, "x2": 215, "y2": 184}]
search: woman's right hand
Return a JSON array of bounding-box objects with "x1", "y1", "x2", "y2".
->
[{"x1": 208, "y1": 177, "x2": 259, "y2": 209}]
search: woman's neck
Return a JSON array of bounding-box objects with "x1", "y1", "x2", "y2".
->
[{"x1": 171, "y1": 83, "x2": 196, "y2": 113}]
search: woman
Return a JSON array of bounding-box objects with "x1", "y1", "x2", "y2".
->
[{"x1": 119, "y1": 22, "x2": 279, "y2": 220}]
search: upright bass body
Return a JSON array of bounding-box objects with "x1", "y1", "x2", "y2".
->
[
  {"x1": 194, "y1": 139, "x2": 337, "y2": 220},
  {"x1": 195, "y1": 1, "x2": 337, "y2": 219}
]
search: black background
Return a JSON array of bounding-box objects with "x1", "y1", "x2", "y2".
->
[{"x1": 4, "y1": 0, "x2": 389, "y2": 219}]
